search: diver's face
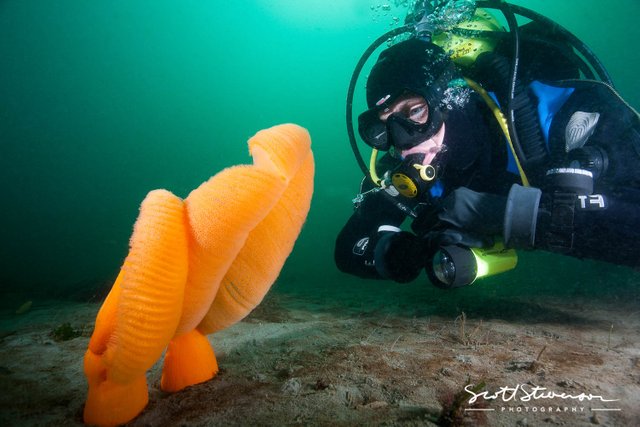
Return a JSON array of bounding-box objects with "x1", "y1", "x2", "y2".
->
[
  {"x1": 379, "y1": 93, "x2": 444, "y2": 165},
  {"x1": 378, "y1": 93, "x2": 429, "y2": 124},
  {"x1": 357, "y1": 91, "x2": 442, "y2": 155}
]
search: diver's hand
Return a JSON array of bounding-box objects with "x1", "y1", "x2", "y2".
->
[
  {"x1": 429, "y1": 186, "x2": 512, "y2": 249},
  {"x1": 373, "y1": 228, "x2": 425, "y2": 283},
  {"x1": 437, "y1": 187, "x2": 507, "y2": 235}
]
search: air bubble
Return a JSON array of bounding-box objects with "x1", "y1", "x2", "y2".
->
[{"x1": 441, "y1": 85, "x2": 472, "y2": 111}]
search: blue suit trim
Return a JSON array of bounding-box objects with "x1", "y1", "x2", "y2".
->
[{"x1": 530, "y1": 80, "x2": 574, "y2": 145}]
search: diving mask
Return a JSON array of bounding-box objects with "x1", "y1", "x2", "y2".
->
[{"x1": 357, "y1": 96, "x2": 444, "y2": 151}]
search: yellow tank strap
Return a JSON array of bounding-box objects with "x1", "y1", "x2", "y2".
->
[{"x1": 464, "y1": 77, "x2": 530, "y2": 187}]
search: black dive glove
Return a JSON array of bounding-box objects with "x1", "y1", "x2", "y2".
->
[
  {"x1": 437, "y1": 170, "x2": 606, "y2": 253},
  {"x1": 430, "y1": 185, "x2": 541, "y2": 249},
  {"x1": 372, "y1": 225, "x2": 493, "y2": 284},
  {"x1": 373, "y1": 228, "x2": 425, "y2": 283},
  {"x1": 437, "y1": 187, "x2": 507, "y2": 234},
  {"x1": 373, "y1": 188, "x2": 508, "y2": 283},
  {"x1": 432, "y1": 184, "x2": 554, "y2": 250},
  {"x1": 434, "y1": 187, "x2": 507, "y2": 245}
]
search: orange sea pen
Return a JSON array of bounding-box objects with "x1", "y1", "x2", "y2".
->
[
  {"x1": 84, "y1": 190, "x2": 188, "y2": 426},
  {"x1": 198, "y1": 125, "x2": 315, "y2": 334},
  {"x1": 83, "y1": 124, "x2": 314, "y2": 426}
]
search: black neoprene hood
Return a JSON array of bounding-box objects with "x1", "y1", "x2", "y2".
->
[{"x1": 365, "y1": 38, "x2": 459, "y2": 111}]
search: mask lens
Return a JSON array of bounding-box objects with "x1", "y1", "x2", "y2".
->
[{"x1": 358, "y1": 109, "x2": 390, "y2": 150}]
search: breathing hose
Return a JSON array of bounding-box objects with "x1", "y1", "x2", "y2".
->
[{"x1": 346, "y1": 26, "x2": 412, "y2": 178}]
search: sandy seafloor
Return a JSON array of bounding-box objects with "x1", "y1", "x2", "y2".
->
[{"x1": 1, "y1": 274, "x2": 639, "y2": 427}]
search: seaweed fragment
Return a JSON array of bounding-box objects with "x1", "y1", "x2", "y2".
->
[
  {"x1": 50, "y1": 322, "x2": 81, "y2": 341},
  {"x1": 15, "y1": 300, "x2": 33, "y2": 315},
  {"x1": 437, "y1": 381, "x2": 487, "y2": 426}
]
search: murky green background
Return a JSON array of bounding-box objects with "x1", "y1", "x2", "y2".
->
[{"x1": 1, "y1": 0, "x2": 638, "y2": 307}]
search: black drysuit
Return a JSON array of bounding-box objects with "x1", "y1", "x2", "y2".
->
[{"x1": 335, "y1": 81, "x2": 640, "y2": 282}]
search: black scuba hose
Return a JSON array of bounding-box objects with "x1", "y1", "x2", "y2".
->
[
  {"x1": 474, "y1": 45, "x2": 549, "y2": 169},
  {"x1": 506, "y1": 3, "x2": 614, "y2": 86},
  {"x1": 474, "y1": 1, "x2": 613, "y2": 85},
  {"x1": 476, "y1": 1, "x2": 537, "y2": 169},
  {"x1": 501, "y1": 1, "x2": 533, "y2": 169},
  {"x1": 346, "y1": 25, "x2": 412, "y2": 177}
]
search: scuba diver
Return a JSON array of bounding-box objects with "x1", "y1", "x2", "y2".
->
[{"x1": 335, "y1": 0, "x2": 640, "y2": 288}]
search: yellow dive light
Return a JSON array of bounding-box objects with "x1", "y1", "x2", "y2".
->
[{"x1": 426, "y1": 241, "x2": 517, "y2": 289}]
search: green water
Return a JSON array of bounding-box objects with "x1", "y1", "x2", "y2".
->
[{"x1": 1, "y1": 0, "x2": 639, "y2": 307}]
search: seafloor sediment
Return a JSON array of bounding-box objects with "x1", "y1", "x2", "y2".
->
[{"x1": 1, "y1": 277, "x2": 639, "y2": 427}]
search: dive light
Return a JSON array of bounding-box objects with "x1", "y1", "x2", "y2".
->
[{"x1": 426, "y1": 241, "x2": 517, "y2": 289}]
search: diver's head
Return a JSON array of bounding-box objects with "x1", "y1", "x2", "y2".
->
[{"x1": 358, "y1": 38, "x2": 459, "y2": 153}]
